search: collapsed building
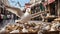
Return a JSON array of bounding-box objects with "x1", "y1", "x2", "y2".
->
[{"x1": 0, "y1": 0, "x2": 60, "y2": 34}]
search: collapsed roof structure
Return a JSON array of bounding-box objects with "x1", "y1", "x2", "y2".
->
[{"x1": 1, "y1": 0, "x2": 43, "y2": 23}]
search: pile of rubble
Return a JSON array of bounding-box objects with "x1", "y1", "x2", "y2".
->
[{"x1": 0, "y1": 21, "x2": 60, "y2": 33}]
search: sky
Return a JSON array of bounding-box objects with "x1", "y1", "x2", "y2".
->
[{"x1": 8, "y1": 0, "x2": 30, "y2": 9}]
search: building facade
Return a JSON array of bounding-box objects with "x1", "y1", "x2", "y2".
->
[
  {"x1": 30, "y1": 0, "x2": 42, "y2": 4},
  {"x1": 26, "y1": 0, "x2": 60, "y2": 21}
]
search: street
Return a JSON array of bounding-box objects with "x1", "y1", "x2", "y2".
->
[{"x1": 0, "y1": 19, "x2": 15, "y2": 28}]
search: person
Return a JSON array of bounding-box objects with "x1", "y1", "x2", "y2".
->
[
  {"x1": 7, "y1": 14, "x2": 12, "y2": 24},
  {"x1": 40, "y1": 13, "x2": 45, "y2": 22},
  {"x1": 46, "y1": 11, "x2": 50, "y2": 17},
  {"x1": 0, "y1": 13, "x2": 2, "y2": 22},
  {"x1": 3, "y1": 15, "x2": 7, "y2": 27},
  {"x1": 0, "y1": 14, "x2": 4, "y2": 28},
  {"x1": 7, "y1": 14, "x2": 11, "y2": 20},
  {"x1": 10, "y1": 14, "x2": 15, "y2": 23},
  {"x1": 0, "y1": 14, "x2": 3, "y2": 24}
]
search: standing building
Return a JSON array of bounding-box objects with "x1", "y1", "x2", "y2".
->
[
  {"x1": 0, "y1": 0, "x2": 10, "y2": 14},
  {"x1": 30, "y1": 0, "x2": 42, "y2": 4},
  {"x1": 2, "y1": 0, "x2": 10, "y2": 6},
  {"x1": 43, "y1": 0, "x2": 60, "y2": 17}
]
